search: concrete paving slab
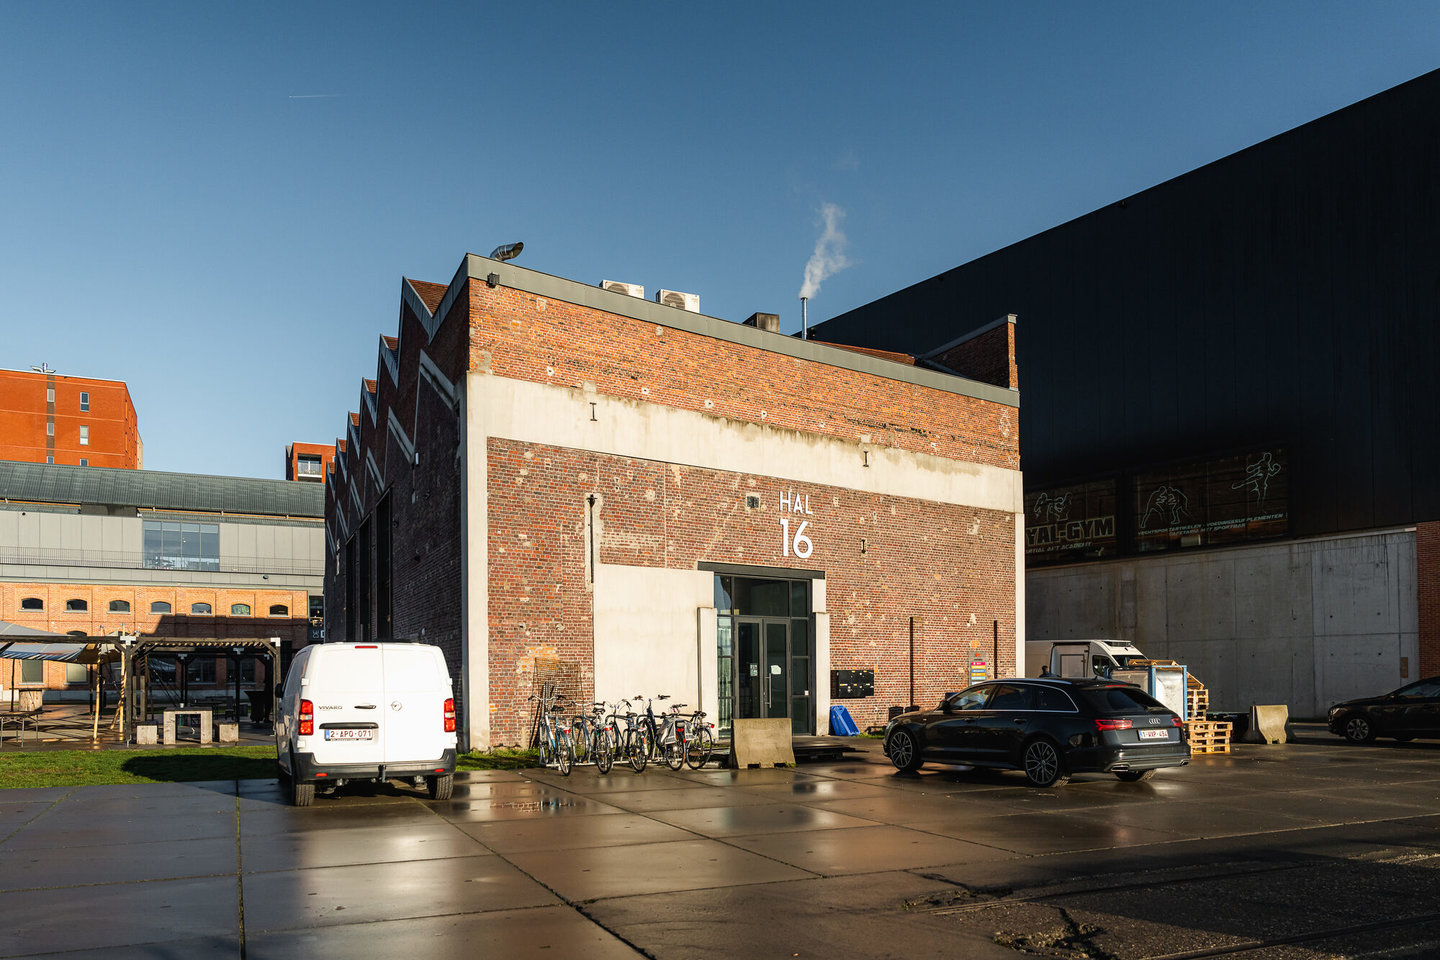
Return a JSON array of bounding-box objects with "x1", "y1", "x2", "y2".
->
[
  {"x1": 426, "y1": 790, "x2": 625, "y2": 822},
  {"x1": 800, "y1": 789, "x2": 997, "y2": 825},
  {"x1": 903, "y1": 809, "x2": 1186, "y2": 855},
  {"x1": 0, "y1": 876, "x2": 238, "y2": 955},
  {"x1": 506, "y1": 836, "x2": 813, "y2": 901},
  {"x1": 733, "y1": 777, "x2": 899, "y2": 802},
  {"x1": 241, "y1": 854, "x2": 558, "y2": 931},
  {"x1": 8, "y1": 935, "x2": 243, "y2": 960},
  {"x1": 584, "y1": 868, "x2": 1019, "y2": 960},
  {"x1": 573, "y1": 785, "x2": 785, "y2": 814},
  {"x1": 238, "y1": 796, "x2": 441, "y2": 836},
  {"x1": 647, "y1": 801, "x2": 878, "y2": 838},
  {"x1": 244, "y1": 905, "x2": 642, "y2": 960},
  {"x1": 0, "y1": 835, "x2": 239, "y2": 891},
  {"x1": 726, "y1": 823, "x2": 1014, "y2": 875},
  {"x1": 241, "y1": 820, "x2": 489, "y2": 872},
  {"x1": 455, "y1": 810, "x2": 697, "y2": 854}
]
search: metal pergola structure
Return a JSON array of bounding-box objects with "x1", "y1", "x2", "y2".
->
[{"x1": 117, "y1": 636, "x2": 282, "y2": 743}]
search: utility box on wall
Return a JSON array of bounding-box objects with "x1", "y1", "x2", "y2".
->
[{"x1": 830, "y1": 669, "x2": 875, "y2": 699}]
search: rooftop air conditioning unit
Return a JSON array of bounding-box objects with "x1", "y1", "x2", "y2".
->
[
  {"x1": 600, "y1": 280, "x2": 645, "y2": 298},
  {"x1": 656, "y1": 289, "x2": 700, "y2": 313}
]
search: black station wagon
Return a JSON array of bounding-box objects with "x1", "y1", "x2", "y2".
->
[{"x1": 883, "y1": 677, "x2": 1190, "y2": 787}]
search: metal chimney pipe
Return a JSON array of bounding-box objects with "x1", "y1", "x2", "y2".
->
[{"x1": 800, "y1": 297, "x2": 808, "y2": 339}]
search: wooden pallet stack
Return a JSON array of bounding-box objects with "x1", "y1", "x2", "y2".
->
[{"x1": 1183, "y1": 718, "x2": 1232, "y2": 754}]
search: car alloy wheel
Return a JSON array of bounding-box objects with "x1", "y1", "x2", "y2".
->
[
  {"x1": 888, "y1": 729, "x2": 922, "y2": 772},
  {"x1": 1343, "y1": 715, "x2": 1375, "y2": 743},
  {"x1": 1023, "y1": 738, "x2": 1068, "y2": 787}
]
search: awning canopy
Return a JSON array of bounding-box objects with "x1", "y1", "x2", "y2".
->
[{"x1": 0, "y1": 641, "x2": 97, "y2": 662}]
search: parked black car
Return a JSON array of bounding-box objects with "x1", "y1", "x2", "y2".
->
[
  {"x1": 1327, "y1": 677, "x2": 1440, "y2": 743},
  {"x1": 883, "y1": 677, "x2": 1190, "y2": 786}
]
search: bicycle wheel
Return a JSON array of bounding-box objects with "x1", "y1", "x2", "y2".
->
[
  {"x1": 569, "y1": 716, "x2": 591, "y2": 763},
  {"x1": 556, "y1": 731, "x2": 573, "y2": 776},
  {"x1": 664, "y1": 736, "x2": 685, "y2": 770},
  {"x1": 594, "y1": 726, "x2": 614, "y2": 775},
  {"x1": 686, "y1": 725, "x2": 714, "y2": 769},
  {"x1": 628, "y1": 726, "x2": 648, "y2": 772}
]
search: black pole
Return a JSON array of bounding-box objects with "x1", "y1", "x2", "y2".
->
[
  {"x1": 908, "y1": 617, "x2": 915, "y2": 709},
  {"x1": 994, "y1": 620, "x2": 999, "y2": 678}
]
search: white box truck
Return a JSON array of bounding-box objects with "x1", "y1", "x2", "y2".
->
[
  {"x1": 275, "y1": 641, "x2": 458, "y2": 806},
  {"x1": 1025, "y1": 638, "x2": 1147, "y2": 680}
]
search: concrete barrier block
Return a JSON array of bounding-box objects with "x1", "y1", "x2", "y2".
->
[
  {"x1": 730, "y1": 718, "x2": 795, "y2": 768},
  {"x1": 1247, "y1": 704, "x2": 1290, "y2": 743},
  {"x1": 135, "y1": 724, "x2": 159, "y2": 745},
  {"x1": 215, "y1": 722, "x2": 239, "y2": 743}
]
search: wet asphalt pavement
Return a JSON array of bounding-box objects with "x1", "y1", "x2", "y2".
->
[{"x1": 2, "y1": 728, "x2": 1440, "y2": 959}]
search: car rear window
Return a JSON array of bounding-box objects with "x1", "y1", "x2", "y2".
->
[{"x1": 1079, "y1": 685, "x2": 1171, "y2": 714}]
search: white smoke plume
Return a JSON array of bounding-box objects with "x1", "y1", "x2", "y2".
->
[{"x1": 799, "y1": 202, "x2": 851, "y2": 300}]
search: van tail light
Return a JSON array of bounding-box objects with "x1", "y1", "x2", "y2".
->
[
  {"x1": 299, "y1": 699, "x2": 314, "y2": 737},
  {"x1": 1095, "y1": 718, "x2": 1133, "y2": 731},
  {"x1": 443, "y1": 698, "x2": 456, "y2": 733}
]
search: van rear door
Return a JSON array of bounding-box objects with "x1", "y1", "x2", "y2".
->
[
  {"x1": 308, "y1": 644, "x2": 387, "y2": 767},
  {"x1": 379, "y1": 645, "x2": 448, "y2": 764}
]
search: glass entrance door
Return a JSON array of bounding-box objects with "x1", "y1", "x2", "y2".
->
[{"x1": 736, "y1": 618, "x2": 792, "y2": 724}]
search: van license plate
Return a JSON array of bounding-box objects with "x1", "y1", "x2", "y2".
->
[
  {"x1": 324, "y1": 729, "x2": 374, "y2": 741},
  {"x1": 1138, "y1": 729, "x2": 1169, "y2": 740}
]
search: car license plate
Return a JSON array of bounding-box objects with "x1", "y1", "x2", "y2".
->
[
  {"x1": 324, "y1": 728, "x2": 373, "y2": 741},
  {"x1": 1138, "y1": 729, "x2": 1170, "y2": 740}
]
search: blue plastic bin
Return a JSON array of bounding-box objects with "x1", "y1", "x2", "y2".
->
[{"x1": 828, "y1": 704, "x2": 860, "y2": 736}]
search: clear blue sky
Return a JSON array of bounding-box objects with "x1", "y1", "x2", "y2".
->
[{"x1": 3, "y1": 3, "x2": 1438, "y2": 479}]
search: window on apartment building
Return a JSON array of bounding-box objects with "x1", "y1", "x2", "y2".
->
[
  {"x1": 46, "y1": 388, "x2": 54, "y2": 403},
  {"x1": 187, "y1": 659, "x2": 216, "y2": 683},
  {"x1": 108, "y1": 600, "x2": 130, "y2": 612},
  {"x1": 142, "y1": 520, "x2": 219, "y2": 571},
  {"x1": 20, "y1": 597, "x2": 43, "y2": 611},
  {"x1": 79, "y1": 392, "x2": 89, "y2": 411},
  {"x1": 79, "y1": 459, "x2": 88, "y2": 466},
  {"x1": 65, "y1": 663, "x2": 88, "y2": 684},
  {"x1": 46, "y1": 422, "x2": 54, "y2": 437},
  {"x1": 297, "y1": 455, "x2": 323, "y2": 478},
  {"x1": 150, "y1": 601, "x2": 172, "y2": 614},
  {"x1": 46, "y1": 456, "x2": 54, "y2": 464},
  {"x1": 269, "y1": 604, "x2": 288, "y2": 617},
  {"x1": 20, "y1": 661, "x2": 43, "y2": 684},
  {"x1": 191, "y1": 602, "x2": 212, "y2": 614},
  {"x1": 79, "y1": 426, "x2": 89, "y2": 446},
  {"x1": 65, "y1": 598, "x2": 87, "y2": 612},
  {"x1": 231, "y1": 603, "x2": 251, "y2": 616}
]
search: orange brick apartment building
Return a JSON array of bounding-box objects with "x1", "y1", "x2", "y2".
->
[{"x1": 0, "y1": 368, "x2": 141, "y2": 469}]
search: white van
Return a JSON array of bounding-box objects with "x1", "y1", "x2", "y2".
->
[
  {"x1": 274, "y1": 641, "x2": 458, "y2": 806},
  {"x1": 1025, "y1": 638, "x2": 1146, "y2": 679}
]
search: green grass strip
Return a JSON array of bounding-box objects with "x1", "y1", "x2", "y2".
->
[
  {"x1": 0, "y1": 746, "x2": 541, "y2": 788},
  {"x1": 0, "y1": 747, "x2": 276, "y2": 788}
]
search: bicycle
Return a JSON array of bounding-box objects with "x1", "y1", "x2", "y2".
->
[
  {"x1": 571, "y1": 700, "x2": 614, "y2": 775},
  {"x1": 638, "y1": 694, "x2": 688, "y2": 770},
  {"x1": 610, "y1": 698, "x2": 649, "y2": 773},
  {"x1": 527, "y1": 689, "x2": 573, "y2": 776}
]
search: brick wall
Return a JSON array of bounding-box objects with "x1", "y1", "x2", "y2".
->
[
  {"x1": 929, "y1": 317, "x2": 1019, "y2": 390},
  {"x1": 0, "y1": 582, "x2": 308, "y2": 691},
  {"x1": 466, "y1": 284, "x2": 1019, "y2": 472},
  {"x1": 484, "y1": 439, "x2": 1017, "y2": 743},
  {"x1": 1419, "y1": 521, "x2": 1440, "y2": 678}
]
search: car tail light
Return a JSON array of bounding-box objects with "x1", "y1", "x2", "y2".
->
[
  {"x1": 299, "y1": 699, "x2": 314, "y2": 737},
  {"x1": 1095, "y1": 718, "x2": 1133, "y2": 731},
  {"x1": 443, "y1": 698, "x2": 456, "y2": 733},
  {"x1": 1172, "y1": 717, "x2": 1184, "y2": 727}
]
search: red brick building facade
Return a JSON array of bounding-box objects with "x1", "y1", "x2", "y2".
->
[
  {"x1": 326, "y1": 254, "x2": 1023, "y2": 749},
  {"x1": 0, "y1": 368, "x2": 141, "y2": 469}
]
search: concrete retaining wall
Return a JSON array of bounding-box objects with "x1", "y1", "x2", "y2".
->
[{"x1": 1027, "y1": 529, "x2": 1419, "y2": 717}]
